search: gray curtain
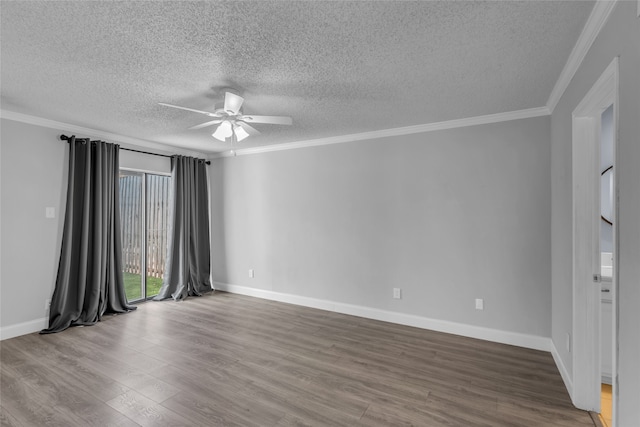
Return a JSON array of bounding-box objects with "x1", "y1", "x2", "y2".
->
[
  {"x1": 154, "y1": 155, "x2": 211, "y2": 301},
  {"x1": 41, "y1": 137, "x2": 135, "y2": 334}
]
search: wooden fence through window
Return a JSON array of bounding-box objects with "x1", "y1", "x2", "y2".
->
[{"x1": 119, "y1": 174, "x2": 171, "y2": 279}]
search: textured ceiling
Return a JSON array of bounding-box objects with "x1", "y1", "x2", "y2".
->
[{"x1": 1, "y1": 1, "x2": 594, "y2": 154}]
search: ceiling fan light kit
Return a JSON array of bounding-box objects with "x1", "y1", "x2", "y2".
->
[
  {"x1": 212, "y1": 120, "x2": 233, "y2": 141},
  {"x1": 160, "y1": 92, "x2": 292, "y2": 144},
  {"x1": 233, "y1": 124, "x2": 250, "y2": 141}
]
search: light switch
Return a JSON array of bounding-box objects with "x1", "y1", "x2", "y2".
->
[{"x1": 45, "y1": 207, "x2": 55, "y2": 219}]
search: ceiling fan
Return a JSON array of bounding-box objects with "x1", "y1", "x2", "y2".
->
[{"x1": 159, "y1": 92, "x2": 292, "y2": 142}]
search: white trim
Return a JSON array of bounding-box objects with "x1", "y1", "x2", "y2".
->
[
  {"x1": 213, "y1": 282, "x2": 551, "y2": 352},
  {"x1": 0, "y1": 109, "x2": 204, "y2": 158},
  {"x1": 212, "y1": 106, "x2": 550, "y2": 158},
  {"x1": 547, "y1": 0, "x2": 617, "y2": 113},
  {"x1": 551, "y1": 340, "x2": 574, "y2": 399},
  {"x1": 573, "y1": 57, "x2": 618, "y2": 116},
  {"x1": 0, "y1": 317, "x2": 47, "y2": 340}
]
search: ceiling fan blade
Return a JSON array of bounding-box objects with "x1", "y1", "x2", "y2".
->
[
  {"x1": 224, "y1": 92, "x2": 244, "y2": 115},
  {"x1": 236, "y1": 121, "x2": 261, "y2": 135},
  {"x1": 158, "y1": 102, "x2": 219, "y2": 117},
  {"x1": 241, "y1": 115, "x2": 292, "y2": 125},
  {"x1": 188, "y1": 119, "x2": 223, "y2": 130}
]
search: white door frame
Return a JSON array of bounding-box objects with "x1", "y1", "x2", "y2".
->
[{"x1": 571, "y1": 57, "x2": 618, "y2": 420}]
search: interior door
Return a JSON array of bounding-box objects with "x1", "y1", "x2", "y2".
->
[{"x1": 571, "y1": 57, "x2": 618, "y2": 421}]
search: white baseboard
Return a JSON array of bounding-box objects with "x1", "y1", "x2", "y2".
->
[
  {"x1": 0, "y1": 317, "x2": 47, "y2": 340},
  {"x1": 551, "y1": 339, "x2": 574, "y2": 399},
  {"x1": 213, "y1": 282, "x2": 552, "y2": 352}
]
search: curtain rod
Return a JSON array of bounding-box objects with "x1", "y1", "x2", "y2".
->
[{"x1": 59, "y1": 134, "x2": 210, "y2": 165}]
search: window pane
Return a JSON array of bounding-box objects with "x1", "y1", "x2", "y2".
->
[
  {"x1": 119, "y1": 171, "x2": 143, "y2": 302},
  {"x1": 146, "y1": 174, "x2": 171, "y2": 298}
]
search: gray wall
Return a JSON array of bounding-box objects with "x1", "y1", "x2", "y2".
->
[
  {"x1": 0, "y1": 119, "x2": 67, "y2": 328},
  {"x1": 210, "y1": 116, "x2": 552, "y2": 337},
  {"x1": 550, "y1": 1, "x2": 640, "y2": 424},
  {"x1": 0, "y1": 118, "x2": 185, "y2": 332}
]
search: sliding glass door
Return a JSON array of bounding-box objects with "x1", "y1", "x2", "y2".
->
[{"x1": 119, "y1": 170, "x2": 171, "y2": 302}]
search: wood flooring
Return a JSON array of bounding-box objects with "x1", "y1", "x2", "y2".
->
[
  {"x1": 1, "y1": 291, "x2": 596, "y2": 426},
  {"x1": 599, "y1": 384, "x2": 612, "y2": 427}
]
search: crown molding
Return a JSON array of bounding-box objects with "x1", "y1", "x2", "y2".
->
[
  {"x1": 546, "y1": 0, "x2": 618, "y2": 113},
  {"x1": 212, "y1": 106, "x2": 550, "y2": 158},
  {"x1": 0, "y1": 109, "x2": 205, "y2": 158}
]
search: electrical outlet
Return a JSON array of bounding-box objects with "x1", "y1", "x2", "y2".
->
[
  {"x1": 249, "y1": 269, "x2": 254, "y2": 278},
  {"x1": 45, "y1": 298, "x2": 51, "y2": 311},
  {"x1": 475, "y1": 298, "x2": 484, "y2": 310},
  {"x1": 393, "y1": 288, "x2": 401, "y2": 299}
]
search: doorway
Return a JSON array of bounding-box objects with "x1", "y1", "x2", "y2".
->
[
  {"x1": 571, "y1": 57, "x2": 618, "y2": 425},
  {"x1": 119, "y1": 170, "x2": 172, "y2": 302},
  {"x1": 598, "y1": 104, "x2": 615, "y2": 427}
]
